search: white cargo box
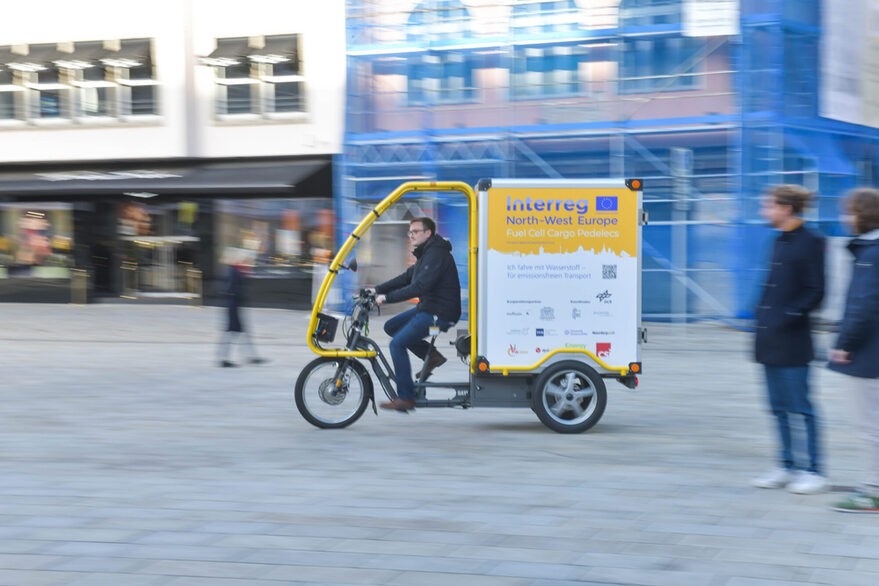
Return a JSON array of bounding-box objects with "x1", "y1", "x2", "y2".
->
[{"x1": 476, "y1": 179, "x2": 643, "y2": 374}]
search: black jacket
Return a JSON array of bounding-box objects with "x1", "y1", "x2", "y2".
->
[
  {"x1": 754, "y1": 224, "x2": 825, "y2": 366},
  {"x1": 225, "y1": 264, "x2": 245, "y2": 332},
  {"x1": 828, "y1": 232, "x2": 879, "y2": 378},
  {"x1": 375, "y1": 234, "x2": 462, "y2": 323}
]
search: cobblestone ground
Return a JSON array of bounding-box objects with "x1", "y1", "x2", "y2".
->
[{"x1": 1, "y1": 303, "x2": 878, "y2": 586}]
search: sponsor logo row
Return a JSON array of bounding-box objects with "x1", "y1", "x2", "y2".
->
[
  {"x1": 506, "y1": 342, "x2": 612, "y2": 358},
  {"x1": 505, "y1": 327, "x2": 616, "y2": 337}
]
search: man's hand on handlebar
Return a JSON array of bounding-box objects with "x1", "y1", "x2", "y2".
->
[{"x1": 375, "y1": 294, "x2": 386, "y2": 306}]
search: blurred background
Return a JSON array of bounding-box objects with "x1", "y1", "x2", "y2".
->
[{"x1": 0, "y1": 0, "x2": 872, "y2": 322}]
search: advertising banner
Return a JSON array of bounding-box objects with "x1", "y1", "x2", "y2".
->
[{"x1": 480, "y1": 182, "x2": 640, "y2": 370}]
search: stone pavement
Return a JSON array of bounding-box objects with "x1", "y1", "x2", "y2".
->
[{"x1": 2, "y1": 303, "x2": 878, "y2": 586}]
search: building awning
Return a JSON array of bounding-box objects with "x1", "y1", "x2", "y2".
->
[{"x1": 0, "y1": 158, "x2": 332, "y2": 200}]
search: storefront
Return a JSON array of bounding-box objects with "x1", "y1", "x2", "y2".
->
[{"x1": 0, "y1": 156, "x2": 333, "y2": 307}]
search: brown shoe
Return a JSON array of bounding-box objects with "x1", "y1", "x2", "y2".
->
[
  {"x1": 380, "y1": 398, "x2": 416, "y2": 412},
  {"x1": 415, "y1": 349, "x2": 447, "y2": 380}
]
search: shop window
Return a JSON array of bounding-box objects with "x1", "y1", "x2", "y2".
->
[
  {"x1": 216, "y1": 199, "x2": 334, "y2": 279},
  {"x1": 117, "y1": 201, "x2": 200, "y2": 294},
  {"x1": 0, "y1": 204, "x2": 74, "y2": 279},
  {"x1": 205, "y1": 34, "x2": 304, "y2": 118}
]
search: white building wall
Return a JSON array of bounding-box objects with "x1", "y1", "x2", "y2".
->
[
  {"x1": 0, "y1": 0, "x2": 345, "y2": 163},
  {"x1": 191, "y1": 0, "x2": 346, "y2": 158}
]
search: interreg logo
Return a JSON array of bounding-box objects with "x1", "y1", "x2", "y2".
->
[
  {"x1": 595, "y1": 196, "x2": 618, "y2": 211},
  {"x1": 596, "y1": 290, "x2": 612, "y2": 303},
  {"x1": 507, "y1": 196, "x2": 588, "y2": 214}
]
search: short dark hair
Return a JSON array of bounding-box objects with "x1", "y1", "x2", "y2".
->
[
  {"x1": 846, "y1": 188, "x2": 879, "y2": 235},
  {"x1": 770, "y1": 184, "x2": 813, "y2": 216},
  {"x1": 410, "y1": 217, "x2": 436, "y2": 235}
]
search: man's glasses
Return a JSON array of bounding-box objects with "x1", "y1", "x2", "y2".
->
[{"x1": 407, "y1": 229, "x2": 426, "y2": 236}]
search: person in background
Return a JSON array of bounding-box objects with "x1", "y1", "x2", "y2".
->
[
  {"x1": 217, "y1": 248, "x2": 267, "y2": 368},
  {"x1": 752, "y1": 184, "x2": 827, "y2": 494},
  {"x1": 368, "y1": 217, "x2": 461, "y2": 412},
  {"x1": 828, "y1": 188, "x2": 879, "y2": 512}
]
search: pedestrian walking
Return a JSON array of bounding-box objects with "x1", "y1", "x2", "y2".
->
[
  {"x1": 828, "y1": 188, "x2": 879, "y2": 512},
  {"x1": 217, "y1": 248, "x2": 267, "y2": 368},
  {"x1": 752, "y1": 184, "x2": 828, "y2": 494}
]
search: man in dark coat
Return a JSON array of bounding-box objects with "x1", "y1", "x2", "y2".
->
[
  {"x1": 369, "y1": 217, "x2": 461, "y2": 411},
  {"x1": 752, "y1": 185, "x2": 827, "y2": 494},
  {"x1": 829, "y1": 188, "x2": 879, "y2": 512}
]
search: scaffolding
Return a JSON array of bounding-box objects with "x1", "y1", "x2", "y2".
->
[{"x1": 339, "y1": 0, "x2": 879, "y2": 320}]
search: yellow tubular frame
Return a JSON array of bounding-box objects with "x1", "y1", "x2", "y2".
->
[{"x1": 306, "y1": 181, "x2": 478, "y2": 368}]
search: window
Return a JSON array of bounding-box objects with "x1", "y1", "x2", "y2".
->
[
  {"x1": 407, "y1": 0, "x2": 471, "y2": 43},
  {"x1": 107, "y1": 38, "x2": 159, "y2": 116},
  {"x1": 63, "y1": 41, "x2": 114, "y2": 118},
  {"x1": 407, "y1": 52, "x2": 475, "y2": 105},
  {"x1": 0, "y1": 39, "x2": 159, "y2": 124},
  {"x1": 620, "y1": 0, "x2": 681, "y2": 27},
  {"x1": 216, "y1": 199, "x2": 334, "y2": 278},
  {"x1": 205, "y1": 34, "x2": 304, "y2": 118},
  {"x1": 511, "y1": 1, "x2": 581, "y2": 37},
  {"x1": 0, "y1": 204, "x2": 74, "y2": 279},
  {"x1": 0, "y1": 64, "x2": 20, "y2": 120},
  {"x1": 620, "y1": 36, "x2": 702, "y2": 93},
  {"x1": 14, "y1": 44, "x2": 70, "y2": 119},
  {"x1": 511, "y1": 45, "x2": 582, "y2": 99},
  {"x1": 254, "y1": 35, "x2": 304, "y2": 113}
]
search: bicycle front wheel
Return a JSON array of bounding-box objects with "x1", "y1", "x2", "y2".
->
[{"x1": 294, "y1": 357, "x2": 372, "y2": 429}]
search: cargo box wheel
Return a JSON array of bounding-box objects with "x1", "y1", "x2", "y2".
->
[{"x1": 531, "y1": 361, "x2": 606, "y2": 433}]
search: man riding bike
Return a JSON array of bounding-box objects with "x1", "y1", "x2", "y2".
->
[{"x1": 368, "y1": 216, "x2": 461, "y2": 412}]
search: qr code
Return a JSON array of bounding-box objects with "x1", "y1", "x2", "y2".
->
[{"x1": 602, "y1": 264, "x2": 617, "y2": 279}]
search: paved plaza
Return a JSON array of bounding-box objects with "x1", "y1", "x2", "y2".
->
[{"x1": 2, "y1": 302, "x2": 879, "y2": 585}]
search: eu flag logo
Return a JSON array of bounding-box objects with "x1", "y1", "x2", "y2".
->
[{"x1": 595, "y1": 196, "x2": 618, "y2": 211}]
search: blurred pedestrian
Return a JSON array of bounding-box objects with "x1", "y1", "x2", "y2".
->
[
  {"x1": 752, "y1": 185, "x2": 827, "y2": 494},
  {"x1": 217, "y1": 248, "x2": 267, "y2": 368},
  {"x1": 828, "y1": 188, "x2": 879, "y2": 512}
]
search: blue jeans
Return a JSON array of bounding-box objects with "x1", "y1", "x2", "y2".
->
[
  {"x1": 764, "y1": 365, "x2": 821, "y2": 474},
  {"x1": 384, "y1": 308, "x2": 453, "y2": 400}
]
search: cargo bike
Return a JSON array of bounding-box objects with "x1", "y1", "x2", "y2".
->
[{"x1": 295, "y1": 179, "x2": 645, "y2": 433}]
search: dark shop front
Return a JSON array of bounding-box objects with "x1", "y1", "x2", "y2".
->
[{"x1": 0, "y1": 156, "x2": 333, "y2": 308}]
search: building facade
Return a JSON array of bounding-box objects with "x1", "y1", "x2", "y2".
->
[
  {"x1": 339, "y1": 0, "x2": 879, "y2": 320},
  {"x1": 0, "y1": 0, "x2": 345, "y2": 307}
]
